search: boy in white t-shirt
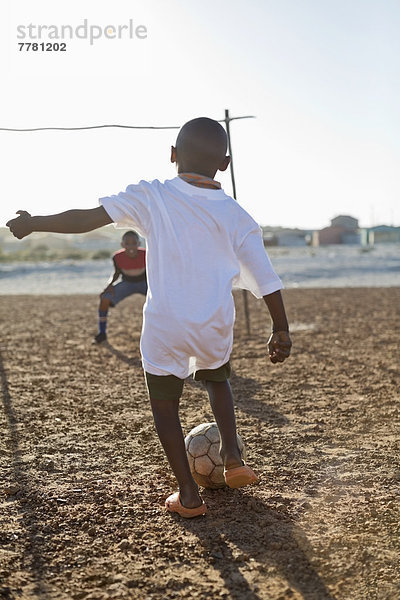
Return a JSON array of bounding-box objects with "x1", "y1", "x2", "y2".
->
[{"x1": 7, "y1": 117, "x2": 292, "y2": 519}]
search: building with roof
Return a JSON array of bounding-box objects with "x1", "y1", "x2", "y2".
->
[{"x1": 314, "y1": 215, "x2": 361, "y2": 246}]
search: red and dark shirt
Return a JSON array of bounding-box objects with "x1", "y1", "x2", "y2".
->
[{"x1": 113, "y1": 248, "x2": 146, "y2": 282}]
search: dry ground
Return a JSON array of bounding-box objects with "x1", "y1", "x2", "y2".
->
[{"x1": 0, "y1": 288, "x2": 399, "y2": 600}]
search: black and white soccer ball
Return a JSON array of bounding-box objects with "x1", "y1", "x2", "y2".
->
[{"x1": 185, "y1": 422, "x2": 246, "y2": 489}]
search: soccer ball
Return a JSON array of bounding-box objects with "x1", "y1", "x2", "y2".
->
[{"x1": 185, "y1": 422, "x2": 246, "y2": 489}]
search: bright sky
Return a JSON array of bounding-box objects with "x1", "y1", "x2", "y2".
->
[{"x1": 1, "y1": 0, "x2": 399, "y2": 229}]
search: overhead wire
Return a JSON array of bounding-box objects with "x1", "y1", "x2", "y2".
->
[
  {"x1": 0, "y1": 116, "x2": 254, "y2": 132},
  {"x1": 0, "y1": 124, "x2": 180, "y2": 132}
]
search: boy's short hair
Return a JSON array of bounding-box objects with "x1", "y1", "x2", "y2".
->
[
  {"x1": 122, "y1": 230, "x2": 139, "y2": 241},
  {"x1": 175, "y1": 117, "x2": 227, "y2": 174}
]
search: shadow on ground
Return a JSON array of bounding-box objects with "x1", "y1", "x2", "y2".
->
[
  {"x1": 231, "y1": 372, "x2": 290, "y2": 427},
  {"x1": 178, "y1": 487, "x2": 336, "y2": 600},
  {"x1": 102, "y1": 341, "x2": 142, "y2": 368},
  {"x1": 0, "y1": 351, "x2": 53, "y2": 599}
]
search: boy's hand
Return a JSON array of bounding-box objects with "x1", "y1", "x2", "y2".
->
[
  {"x1": 268, "y1": 331, "x2": 292, "y2": 363},
  {"x1": 6, "y1": 211, "x2": 33, "y2": 239}
]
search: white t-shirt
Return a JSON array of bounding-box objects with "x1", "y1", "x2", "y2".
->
[{"x1": 100, "y1": 177, "x2": 283, "y2": 378}]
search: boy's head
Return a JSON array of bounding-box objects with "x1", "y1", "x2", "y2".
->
[
  {"x1": 121, "y1": 230, "x2": 139, "y2": 256},
  {"x1": 171, "y1": 117, "x2": 230, "y2": 178}
]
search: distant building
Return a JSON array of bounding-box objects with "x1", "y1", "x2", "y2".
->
[
  {"x1": 262, "y1": 227, "x2": 309, "y2": 247},
  {"x1": 315, "y1": 215, "x2": 361, "y2": 246},
  {"x1": 330, "y1": 215, "x2": 359, "y2": 229},
  {"x1": 364, "y1": 225, "x2": 400, "y2": 245}
]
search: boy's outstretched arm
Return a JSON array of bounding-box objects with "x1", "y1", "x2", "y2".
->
[
  {"x1": 101, "y1": 265, "x2": 121, "y2": 297},
  {"x1": 263, "y1": 290, "x2": 292, "y2": 363},
  {"x1": 6, "y1": 207, "x2": 113, "y2": 239}
]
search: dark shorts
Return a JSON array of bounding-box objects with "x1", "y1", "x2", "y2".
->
[
  {"x1": 102, "y1": 279, "x2": 147, "y2": 307},
  {"x1": 145, "y1": 362, "x2": 231, "y2": 401}
]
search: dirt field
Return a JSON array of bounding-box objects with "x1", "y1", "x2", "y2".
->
[{"x1": 1, "y1": 288, "x2": 399, "y2": 600}]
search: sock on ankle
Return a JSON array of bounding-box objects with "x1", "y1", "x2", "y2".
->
[{"x1": 98, "y1": 310, "x2": 108, "y2": 335}]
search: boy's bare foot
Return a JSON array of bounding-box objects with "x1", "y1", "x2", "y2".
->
[
  {"x1": 179, "y1": 485, "x2": 204, "y2": 509},
  {"x1": 221, "y1": 449, "x2": 244, "y2": 471},
  {"x1": 223, "y1": 457, "x2": 244, "y2": 470}
]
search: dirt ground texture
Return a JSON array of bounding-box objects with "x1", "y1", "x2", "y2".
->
[{"x1": 0, "y1": 288, "x2": 399, "y2": 600}]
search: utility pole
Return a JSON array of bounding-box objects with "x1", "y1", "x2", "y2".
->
[{"x1": 224, "y1": 109, "x2": 255, "y2": 336}]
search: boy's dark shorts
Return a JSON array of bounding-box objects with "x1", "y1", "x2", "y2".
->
[
  {"x1": 102, "y1": 280, "x2": 147, "y2": 307},
  {"x1": 145, "y1": 362, "x2": 231, "y2": 401}
]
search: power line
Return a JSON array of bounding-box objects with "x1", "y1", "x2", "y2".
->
[
  {"x1": 0, "y1": 124, "x2": 180, "y2": 132},
  {"x1": 0, "y1": 116, "x2": 254, "y2": 133}
]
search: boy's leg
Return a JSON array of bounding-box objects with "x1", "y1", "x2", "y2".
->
[
  {"x1": 146, "y1": 373, "x2": 203, "y2": 509},
  {"x1": 124, "y1": 278, "x2": 147, "y2": 298},
  {"x1": 204, "y1": 379, "x2": 243, "y2": 470},
  {"x1": 197, "y1": 364, "x2": 258, "y2": 487},
  {"x1": 95, "y1": 295, "x2": 111, "y2": 343},
  {"x1": 95, "y1": 281, "x2": 140, "y2": 343},
  {"x1": 136, "y1": 279, "x2": 147, "y2": 296},
  {"x1": 194, "y1": 363, "x2": 242, "y2": 469}
]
